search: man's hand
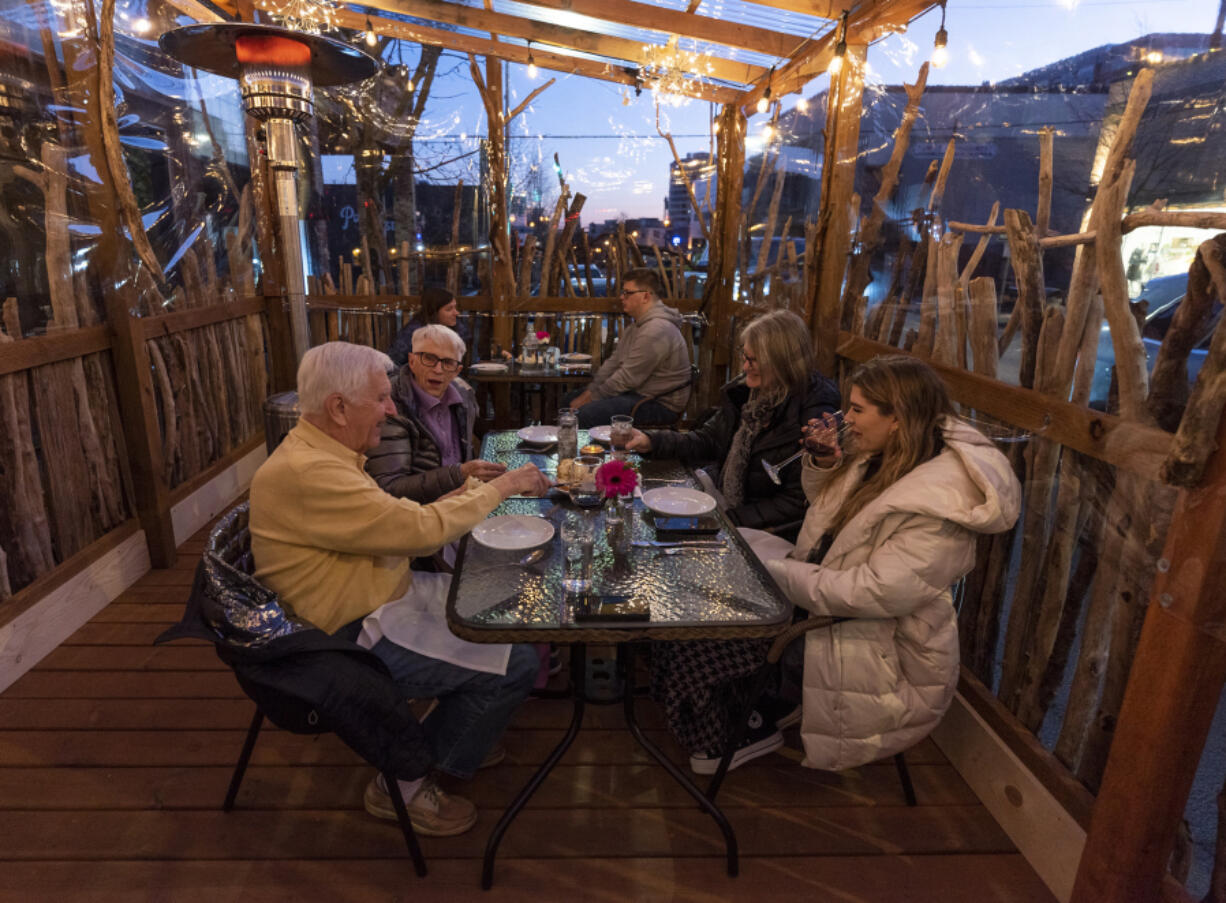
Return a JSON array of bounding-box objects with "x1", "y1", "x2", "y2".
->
[
  {"x1": 625, "y1": 428, "x2": 652, "y2": 452},
  {"x1": 460, "y1": 458, "x2": 508, "y2": 481},
  {"x1": 491, "y1": 463, "x2": 553, "y2": 499},
  {"x1": 571, "y1": 389, "x2": 594, "y2": 409}
]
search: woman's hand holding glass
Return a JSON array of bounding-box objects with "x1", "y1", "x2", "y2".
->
[
  {"x1": 802, "y1": 411, "x2": 845, "y2": 467},
  {"x1": 625, "y1": 428, "x2": 652, "y2": 452}
]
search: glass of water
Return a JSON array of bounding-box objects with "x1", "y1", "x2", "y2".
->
[
  {"x1": 561, "y1": 513, "x2": 595, "y2": 592},
  {"x1": 610, "y1": 414, "x2": 634, "y2": 459}
]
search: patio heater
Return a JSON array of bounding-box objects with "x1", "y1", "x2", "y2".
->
[{"x1": 160, "y1": 23, "x2": 376, "y2": 361}]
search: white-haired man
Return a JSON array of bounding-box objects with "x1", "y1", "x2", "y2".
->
[
  {"x1": 249, "y1": 341, "x2": 550, "y2": 837},
  {"x1": 366, "y1": 323, "x2": 506, "y2": 503}
]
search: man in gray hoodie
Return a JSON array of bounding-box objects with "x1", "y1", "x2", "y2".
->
[{"x1": 567, "y1": 268, "x2": 692, "y2": 428}]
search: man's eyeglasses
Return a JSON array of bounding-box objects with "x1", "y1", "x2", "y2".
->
[
  {"x1": 619, "y1": 288, "x2": 647, "y2": 298},
  {"x1": 413, "y1": 350, "x2": 463, "y2": 372}
]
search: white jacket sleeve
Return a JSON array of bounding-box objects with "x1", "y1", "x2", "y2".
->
[
  {"x1": 766, "y1": 515, "x2": 972, "y2": 619},
  {"x1": 800, "y1": 454, "x2": 842, "y2": 503}
]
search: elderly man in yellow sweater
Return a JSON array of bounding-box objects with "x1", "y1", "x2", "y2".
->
[{"x1": 250, "y1": 341, "x2": 551, "y2": 838}]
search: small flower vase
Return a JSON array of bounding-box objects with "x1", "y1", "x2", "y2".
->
[{"x1": 605, "y1": 492, "x2": 629, "y2": 526}]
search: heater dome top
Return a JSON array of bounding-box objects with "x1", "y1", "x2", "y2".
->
[{"x1": 159, "y1": 22, "x2": 377, "y2": 87}]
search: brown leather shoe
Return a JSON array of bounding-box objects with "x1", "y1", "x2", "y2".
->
[{"x1": 364, "y1": 775, "x2": 477, "y2": 837}]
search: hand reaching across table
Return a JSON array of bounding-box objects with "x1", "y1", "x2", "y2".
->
[
  {"x1": 461, "y1": 459, "x2": 509, "y2": 481},
  {"x1": 491, "y1": 463, "x2": 553, "y2": 499}
]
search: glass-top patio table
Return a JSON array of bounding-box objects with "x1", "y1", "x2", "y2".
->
[{"x1": 446, "y1": 430, "x2": 794, "y2": 888}]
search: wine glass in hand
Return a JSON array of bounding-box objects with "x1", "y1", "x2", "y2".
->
[{"x1": 802, "y1": 411, "x2": 846, "y2": 461}]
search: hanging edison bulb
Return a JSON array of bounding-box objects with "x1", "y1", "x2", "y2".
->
[{"x1": 931, "y1": 1, "x2": 949, "y2": 68}]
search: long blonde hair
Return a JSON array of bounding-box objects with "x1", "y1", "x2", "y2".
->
[
  {"x1": 828, "y1": 355, "x2": 955, "y2": 537},
  {"x1": 739, "y1": 309, "x2": 818, "y2": 406}
]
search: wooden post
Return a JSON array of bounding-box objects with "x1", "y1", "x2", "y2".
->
[
  {"x1": 1071, "y1": 410, "x2": 1226, "y2": 902},
  {"x1": 702, "y1": 103, "x2": 746, "y2": 402},
  {"x1": 810, "y1": 42, "x2": 867, "y2": 376}
]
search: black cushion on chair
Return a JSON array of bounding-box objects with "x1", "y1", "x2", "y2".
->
[{"x1": 156, "y1": 503, "x2": 434, "y2": 783}]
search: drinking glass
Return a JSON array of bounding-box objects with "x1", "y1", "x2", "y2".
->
[
  {"x1": 570, "y1": 479, "x2": 603, "y2": 509},
  {"x1": 610, "y1": 414, "x2": 634, "y2": 459},
  {"x1": 557, "y1": 407, "x2": 579, "y2": 460},
  {"x1": 561, "y1": 514, "x2": 595, "y2": 592}
]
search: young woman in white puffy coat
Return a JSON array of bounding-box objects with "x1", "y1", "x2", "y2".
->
[{"x1": 748, "y1": 355, "x2": 1021, "y2": 771}]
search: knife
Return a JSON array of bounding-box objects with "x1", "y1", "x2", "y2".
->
[{"x1": 632, "y1": 540, "x2": 727, "y2": 549}]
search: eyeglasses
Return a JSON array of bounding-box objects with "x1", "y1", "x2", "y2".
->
[
  {"x1": 413, "y1": 350, "x2": 462, "y2": 372},
  {"x1": 619, "y1": 288, "x2": 647, "y2": 298},
  {"x1": 739, "y1": 349, "x2": 759, "y2": 366}
]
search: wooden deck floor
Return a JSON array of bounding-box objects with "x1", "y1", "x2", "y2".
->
[{"x1": 0, "y1": 524, "x2": 1056, "y2": 902}]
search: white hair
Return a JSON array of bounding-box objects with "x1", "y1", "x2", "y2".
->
[
  {"x1": 412, "y1": 323, "x2": 466, "y2": 359},
  {"x1": 297, "y1": 342, "x2": 393, "y2": 414}
]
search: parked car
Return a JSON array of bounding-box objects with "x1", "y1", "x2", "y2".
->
[
  {"x1": 1088, "y1": 273, "x2": 1217, "y2": 408},
  {"x1": 566, "y1": 263, "x2": 608, "y2": 297}
]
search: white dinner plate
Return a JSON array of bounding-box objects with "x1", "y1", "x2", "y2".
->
[
  {"x1": 560, "y1": 352, "x2": 591, "y2": 363},
  {"x1": 588, "y1": 424, "x2": 612, "y2": 444},
  {"x1": 517, "y1": 425, "x2": 558, "y2": 444},
  {"x1": 471, "y1": 362, "x2": 509, "y2": 373},
  {"x1": 471, "y1": 515, "x2": 555, "y2": 551},
  {"x1": 642, "y1": 487, "x2": 717, "y2": 517}
]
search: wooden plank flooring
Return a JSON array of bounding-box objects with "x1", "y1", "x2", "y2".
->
[{"x1": 0, "y1": 524, "x2": 1056, "y2": 902}]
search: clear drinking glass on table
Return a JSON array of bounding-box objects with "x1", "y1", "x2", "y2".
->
[
  {"x1": 610, "y1": 414, "x2": 634, "y2": 460},
  {"x1": 561, "y1": 513, "x2": 595, "y2": 592},
  {"x1": 557, "y1": 407, "x2": 579, "y2": 461}
]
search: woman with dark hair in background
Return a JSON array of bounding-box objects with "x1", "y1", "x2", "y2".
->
[{"x1": 389, "y1": 286, "x2": 471, "y2": 367}]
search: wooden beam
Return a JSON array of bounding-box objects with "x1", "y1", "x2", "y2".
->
[
  {"x1": 741, "y1": 0, "x2": 937, "y2": 109},
  {"x1": 0, "y1": 326, "x2": 111, "y2": 378},
  {"x1": 811, "y1": 43, "x2": 867, "y2": 374},
  {"x1": 512, "y1": 0, "x2": 805, "y2": 59},
  {"x1": 363, "y1": 0, "x2": 766, "y2": 85},
  {"x1": 139, "y1": 297, "x2": 267, "y2": 341},
  {"x1": 837, "y1": 333, "x2": 1175, "y2": 483},
  {"x1": 957, "y1": 669, "x2": 1094, "y2": 829},
  {"x1": 343, "y1": 8, "x2": 741, "y2": 103},
  {"x1": 1070, "y1": 409, "x2": 1226, "y2": 903}
]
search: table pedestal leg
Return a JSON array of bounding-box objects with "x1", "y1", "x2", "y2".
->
[
  {"x1": 619, "y1": 642, "x2": 739, "y2": 877},
  {"x1": 482, "y1": 643, "x2": 587, "y2": 890}
]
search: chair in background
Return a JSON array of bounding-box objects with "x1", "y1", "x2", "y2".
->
[
  {"x1": 155, "y1": 503, "x2": 432, "y2": 877},
  {"x1": 630, "y1": 363, "x2": 701, "y2": 428}
]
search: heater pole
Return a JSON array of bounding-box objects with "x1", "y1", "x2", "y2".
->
[{"x1": 265, "y1": 118, "x2": 311, "y2": 361}]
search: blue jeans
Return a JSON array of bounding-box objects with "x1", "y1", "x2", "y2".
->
[
  {"x1": 336, "y1": 620, "x2": 537, "y2": 779},
  {"x1": 563, "y1": 389, "x2": 680, "y2": 429}
]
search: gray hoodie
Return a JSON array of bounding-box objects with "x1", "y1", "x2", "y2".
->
[{"x1": 589, "y1": 301, "x2": 691, "y2": 412}]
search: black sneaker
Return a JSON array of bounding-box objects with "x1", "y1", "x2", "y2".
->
[
  {"x1": 756, "y1": 694, "x2": 802, "y2": 729},
  {"x1": 689, "y1": 710, "x2": 785, "y2": 775}
]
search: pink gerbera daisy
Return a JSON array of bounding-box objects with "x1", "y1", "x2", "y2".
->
[
  {"x1": 535, "y1": 330, "x2": 550, "y2": 342},
  {"x1": 595, "y1": 459, "x2": 638, "y2": 498}
]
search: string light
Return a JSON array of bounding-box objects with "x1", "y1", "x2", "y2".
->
[
  {"x1": 756, "y1": 68, "x2": 773, "y2": 114},
  {"x1": 796, "y1": 95, "x2": 808, "y2": 113},
  {"x1": 828, "y1": 12, "x2": 849, "y2": 77},
  {"x1": 932, "y1": 1, "x2": 949, "y2": 68},
  {"x1": 640, "y1": 34, "x2": 716, "y2": 107},
  {"x1": 526, "y1": 41, "x2": 537, "y2": 79},
  {"x1": 253, "y1": 0, "x2": 338, "y2": 33},
  {"x1": 364, "y1": 16, "x2": 377, "y2": 47}
]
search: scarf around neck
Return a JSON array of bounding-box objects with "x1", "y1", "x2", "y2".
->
[{"x1": 721, "y1": 391, "x2": 777, "y2": 508}]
